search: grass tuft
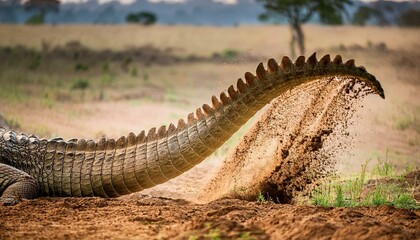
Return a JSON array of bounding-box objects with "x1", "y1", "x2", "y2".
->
[
  {"x1": 334, "y1": 184, "x2": 346, "y2": 207},
  {"x1": 310, "y1": 160, "x2": 419, "y2": 209}
]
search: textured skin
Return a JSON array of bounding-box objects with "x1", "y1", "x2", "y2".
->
[
  {"x1": 0, "y1": 163, "x2": 39, "y2": 205},
  {"x1": 0, "y1": 53, "x2": 384, "y2": 204}
]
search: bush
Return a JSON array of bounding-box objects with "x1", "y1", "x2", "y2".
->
[
  {"x1": 74, "y1": 63, "x2": 89, "y2": 72},
  {"x1": 71, "y1": 78, "x2": 90, "y2": 90},
  {"x1": 26, "y1": 13, "x2": 44, "y2": 25},
  {"x1": 126, "y1": 11, "x2": 157, "y2": 25},
  {"x1": 28, "y1": 55, "x2": 42, "y2": 70},
  {"x1": 222, "y1": 49, "x2": 239, "y2": 60}
]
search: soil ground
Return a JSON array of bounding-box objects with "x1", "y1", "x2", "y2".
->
[
  {"x1": 1, "y1": 197, "x2": 419, "y2": 240},
  {"x1": 1, "y1": 25, "x2": 419, "y2": 239}
]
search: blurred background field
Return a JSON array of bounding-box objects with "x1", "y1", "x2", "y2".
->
[
  {"x1": 1, "y1": 24, "x2": 419, "y2": 184},
  {"x1": 0, "y1": 0, "x2": 419, "y2": 201}
]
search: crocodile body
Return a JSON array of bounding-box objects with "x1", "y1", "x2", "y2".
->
[{"x1": 0, "y1": 53, "x2": 384, "y2": 205}]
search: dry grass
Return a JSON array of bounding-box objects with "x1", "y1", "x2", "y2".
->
[{"x1": 0, "y1": 25, "x2": 419, "y2": 57}]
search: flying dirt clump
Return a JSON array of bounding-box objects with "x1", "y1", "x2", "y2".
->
[{"x1": 201, "y1": 77, "x2": 373, "y2": 203}]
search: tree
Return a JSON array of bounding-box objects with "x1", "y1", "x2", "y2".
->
[
  {"x1": 352, "y1": 2, "x2": 397, "y2": 27},
  {"x1": 126, "y1": 11, "x2": 157, "y2": 26},
  {"x1": 126, "y1": 13, "x2": 140, "y2": 23},
  {"x1": 369, "y1": 2, "x2": 390, "y2": 26},
  {"x1": 24, "y1": 0, "x2": 60, "y2": 24},
  {"x1": 398, "y1": 9, "x2": 420, "y2": 27},
  {"x1": 352, "y1": 6, "x2": 376, "y2": 26},
  {"x1": 257, "y1": 0, "x2": 353, "y2": 58}
]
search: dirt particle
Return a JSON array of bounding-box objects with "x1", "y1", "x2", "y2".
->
[{"x1": 200, "y1": 77, "x2": 374, "y2": 204}]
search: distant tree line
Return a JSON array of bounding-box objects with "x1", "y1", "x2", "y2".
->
[
  {"x1": 397, "y1": 9, "x2": 420, "y2": 27},
  {"x1": 352, "y1": 4, "x2": 420, "y2": 27},
  {"x1": 258, "y1": 0, "x2": 419, "y2": 57},
  {"x1": 17, "y1": 0, "x2": 419, "y2": 31},
  {"x1": 19, "y1": 0, "x2": 160, "y2": 26}
]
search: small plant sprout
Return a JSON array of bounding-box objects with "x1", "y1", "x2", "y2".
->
[{"x1": 256, "y1": 192, "x2": 266, "y2": 203}]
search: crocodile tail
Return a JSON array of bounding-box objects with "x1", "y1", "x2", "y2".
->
[{"x1": 1, "y1": 53, "x2": 385, "y2": 198}]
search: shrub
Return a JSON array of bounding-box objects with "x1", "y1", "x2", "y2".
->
[
  {"x1": 71, "y1": 78, "x2": 90, "y2": 90},
  {"x1": 26, "y1": 13, "x2": 44, "y2": 25},
  {"x1": 126, "y1": 11, "x2": 157, "y2": 25},
  {"x1": 74, "y1": 63, "x2": 89, "y2": 72},
  {"x1": 222, "y1": 49, "x2": 239, "y2": 60}
]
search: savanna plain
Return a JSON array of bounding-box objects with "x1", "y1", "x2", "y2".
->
[{"x1": 0, "y1": 25, "x2": 419, "y2": 239}]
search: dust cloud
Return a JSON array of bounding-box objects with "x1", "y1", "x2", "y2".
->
[{"x1": 200, "y1": 77, "x2": 374, "y2": 203}]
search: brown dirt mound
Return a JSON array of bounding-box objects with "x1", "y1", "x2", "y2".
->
[
  {"x1": 200, "y1": 77, "x2": 372, "y2": 203},
  {"x1": 1, "y1": 197, "x2": 418, "y2": 239}
]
